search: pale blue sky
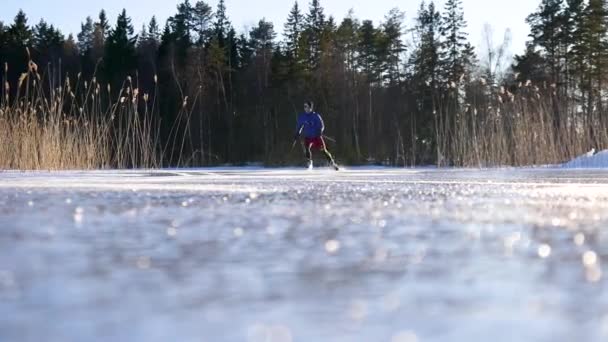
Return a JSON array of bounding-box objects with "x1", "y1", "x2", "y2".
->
[{"x1": 1, "y1": 0, "x2": 539, "y2": 55}]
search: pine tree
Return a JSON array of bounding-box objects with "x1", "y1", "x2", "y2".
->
[
  {"x1": 318, "y1": 15, "x2": 339, "y2": 112},
  {"x1": 137, "y1": 17, "x2": 161, "y2": 88},
  {"x1": 0, "y1": 22, "x2": 7, "y2": 62},
  {"x1": 91, "y1": 10, "x2": 110, "y2": 64},
  {"x1": 304, "y1": 0, "x2": 326, "y2": 69},
  {"x1": 581, "y1": 0, "x2": 608, "y2": 116},
  {"x1": 157, "y1": 22, "x2": 174, "y2": 67},
  {"x1": 104, "y1": 9, "x2": 138, "y2": 85},
  {"x1": 461, "y1": 42, "x2": 477, "y2": 82},
  {"x1": 557, "y1": 0, "x2": 579, "y2": 95},
  {"x1": 169, "y1": 0, "x2": 194, "y2": 65},
  {"x1": 237, "y1": 32, "x2": 254, "y2": 69},
  {"x1": 564, "y1": 0, "x2": 587, "y2": 111},
  {"x1": 226, "y1": 27, "x2": 240, "y2": 70},
  {"x1": 148, "y1": 16, "x2": 161, "y2": 44},
  {"x1": 565, "y1": 0, "x2": 586, "y2": 75},
  {"x1": 93, "y1": 10, "x2": 110, "y2": 54},
  {"x1": 440, "y1": 0, "x2": 470, "y2": 86},
  {"x1": 192, "y1": 1, "x2": 213, "y2": 45},
  {"x1": 62, "y1": 33, "x2": 80, "y2": 78},
  {"x1": 357, "y1": 20, "x2": 379, "y2": 80},
  {"x1": 526, "y1": 0, "x2": 564, "y2": 85},
  {"x1": 320, "y1": 15, "x2": 338, "y2": 65},
  {"x1": 31, "y1": 19, "x2": 64, "y2": 77},
  {"x1": 250, "y1": 20, "x2": 276, "y2": 52},
  {"x1": 408, "y1": 1, "x2": 442, "y2": 162},
  {"x1": 284, "y1": 1, "x2": 304, "y2": 59},
  {"x1": 0, "y1": 21, "x2": 11, "y2": 85},
  {"x1": 32, "y1": 19, "x2": 49, "y2": 49},
  {"x1": 336, "y1": 11, "x2": 360, "y2": 72},
  {"x1": 96, "y1": 10, "x2": 110, "y2": 38},
  {"x1": 207, "y1": 34, "x2": 226, "y2": 139},
  {"x1": 211, "y1": 0, "x2": 237, "y2": 121},
  {"x1": 410, "y1": 2, "x2": 441, "y2": 91},
  {"x1": 381, "y1": 8, "x2": 406, "y2": 84},
  {"x1": 175, "y1": 0, "x2": 193, "y2": 39},
  {"x1": 77, "y1": 16, "x2": 96, "y2": 77},
  {"x1": 513, "y1": 45, "x2": 548, "y2": 84},
  {"x1": 250, "y1": 19, "x2": 276, "y2": 87},
  {"x1": 139, "y1": 23, "x2": 149, "y2": 44},
  {"x1": 324, "y1": 16, "x2": 337, "y2": 34},
  {"x1": 4, "y1": 9, "x2": 32, "y2": 79},
  {"x1": 64, "y1": 33, "x2": 78, "y2": 55},
  {"x1": 77, "y1": 17, "x2": 94, "y2": 56},
  {"x1": 8, "y1": 10, "x2": 32, "y2": 46},
  {"x1": 0, "y1": 22, "x2": 6, "y2": 46},
  {"x1": 214, "y1": 0, "x2": 231, "y2": 41},
  {"x1": 32, "y1": 19, "x2": 64, "y2": 60}
]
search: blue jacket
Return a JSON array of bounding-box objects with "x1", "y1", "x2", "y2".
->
[{"x1": 296, "y1": 112, "x2": 324, "y2": 138}]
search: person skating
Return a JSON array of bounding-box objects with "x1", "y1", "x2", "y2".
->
[{"x1": 293, "y1": 101, "x2": 339, "y2": 170}]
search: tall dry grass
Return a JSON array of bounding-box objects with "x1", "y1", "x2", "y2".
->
[
  {"x1": 437, "y1": 81, "x2": 608, "y2": 167},
  {"x1": 1, "y1": 54, "x2": 604, "y2": 170},
  {"x1": 0, "y1": 54, "x2": 195, "y2": 170}
]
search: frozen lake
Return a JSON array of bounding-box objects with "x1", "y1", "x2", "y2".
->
[{"x1": 1, "y1": 167, "x2": 608, "y2": 342}]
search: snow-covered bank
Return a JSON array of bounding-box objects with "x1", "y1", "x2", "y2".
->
[{"x1": 561, "y1": 149, "x2": 608, "y2": 168}]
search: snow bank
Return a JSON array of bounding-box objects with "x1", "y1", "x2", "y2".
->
[{"x1": 561, "y1": 148, "x2": 608, "y2": 168}]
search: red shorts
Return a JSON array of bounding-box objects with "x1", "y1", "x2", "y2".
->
[{"x1": 304, "y1": 136, "x2": 326, "y2": 150}]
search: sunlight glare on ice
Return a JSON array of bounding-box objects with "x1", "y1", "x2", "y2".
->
[{"x1": 538, "y1": 244, "x2": 551, "y2": 258}]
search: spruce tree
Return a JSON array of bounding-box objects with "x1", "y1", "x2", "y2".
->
[
  {"x1": 8, "y1": 10, "x2": 32, "y2": 47},
  {"x1": 336, "y1": 11, "x2": 360, "y2": 72},
  {"x1": 214, "y1": 0, "x2": 231, "y2": 41},
  {"x1": 148, "y1": 16, "x2": 161, "y2": 44},
  {"x1": 237, "y1": 33, "x2": 254, "y2": 69},
  {"x1": 440, "y1": 0, "x2": 470, "y2": 86},
  {"x1": 157, "y1": 22, "x2": 174, "y2": 67},
  {"x1": 33, "y1": 20, "x2": 64, "y2": 59},
  {"x1": 139, "y1": 23, "x2": 149, "y2": 44},
  {"x1": 357, "y1": 20, "x2": 379, "y2": 80},
  {"x1": 63, "y1": 33, "x2": 80, "y2": 78},
  {"x1": 104, "y1": 9, "x2": 138, "y2": 85},
  {"x1": 96, "y1": 10, "x2": 110, "y2": 38},
  {"x1": 410, "y1": 2, "x2": 441, "y2": 91},
  {"x1": 90, "y1": 10, "x2": 110, "y2": 64},
  {"x1": 77, "y1": 17, "x2": 94, "y2": 56},
  {"x1": 408, "y1": 1, "x2": 442, "y2": 159},
  {"x1": 381, "y1": 8, "x2": 405, "y2": 84},
  {"x1": 284, "y1": 1, "x2": 304, "y2": 60},
  {"x1": 304, "y1": 0, "x2": 326, "y2": 69}
]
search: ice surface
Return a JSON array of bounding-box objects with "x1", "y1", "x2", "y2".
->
[{"x1": 1, "y1": 167, "x2": 608, "y2": 342}]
